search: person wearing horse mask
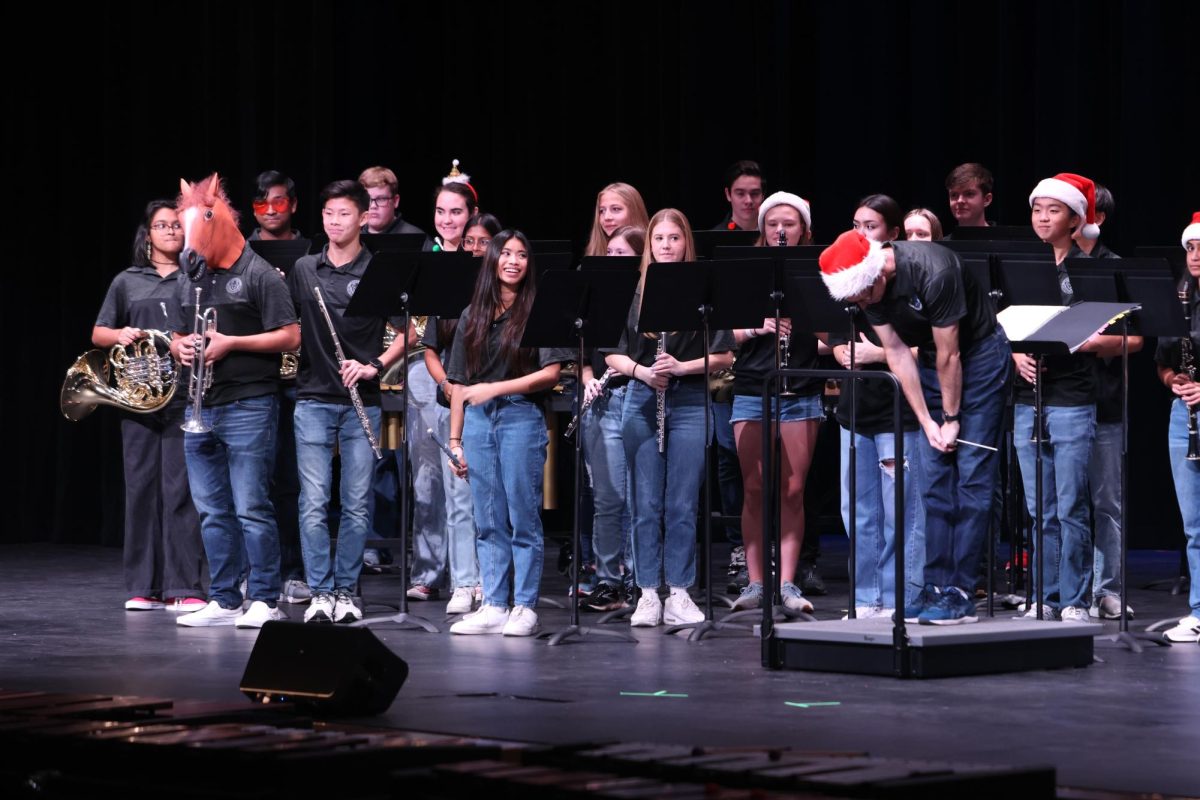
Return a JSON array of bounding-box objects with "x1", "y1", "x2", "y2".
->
[{"x1": 168, "y1": 173, "x2": 301, "y2": 629}]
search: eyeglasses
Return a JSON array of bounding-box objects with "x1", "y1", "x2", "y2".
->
[
  {"x1": 464, "y1": 236, "x2": 491, "y2": 250},
  {"x1": 368, "y1": 195, "x2": 395, "y2": 208},
  {"x1": 252, "y1": 197, "x2": 292, "y2": 215},
  {"x1": 150, "y1": 221, "x2": 183, "y2": 231}
]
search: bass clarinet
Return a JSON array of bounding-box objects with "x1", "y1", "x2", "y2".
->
[{"x1": 312, "y1": 285, "x2": 383, "y2": 460}]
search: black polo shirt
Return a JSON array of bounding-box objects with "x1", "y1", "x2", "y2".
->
[
  {"x1": 445, "y1": 305, "x2": 572, "y2": 389},
  {"x1": 603, "y1": 287, "x2": 736, "y2": 386},
  {"x1": 248, "y1": 228, "x2": 302, "y2": 241},
  {"x1": 96, "y1": 265, "x2": 185, "y2": 332},
  {"x1": 166, "y1": 244, "x2": 297, "y2": 406},
  {"x1": 289, "y1": 244, "x2": 401, "y2": 407},
  {"x1": 362, "y1": 215, "x2": 428, "y2": 238},
  {"x1": 1012, "y1": 252, "x2": 1096, "y2": 408},
  {"x1": 863, "y1": 242, "x2": 997, "y2": 365}
]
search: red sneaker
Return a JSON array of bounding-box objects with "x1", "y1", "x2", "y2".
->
[
  {"x1": 168, "y1": 597, "x2": 208, "y2": 613},
  {"x1": 125, "y1": 596, "x2": 166, "y2": 611}
]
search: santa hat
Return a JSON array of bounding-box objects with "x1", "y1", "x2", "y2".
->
[
  {"x1": 757, "y1": 191, "x2": 812, "y2": 232},
  {"x1": 819, "y1": 230, "x2": 886, "y2": 300},
  {"x1": 1028, "y1": 172, "x2": 1101, "y2": 240},
  {"x1": 1182, "y1": 212, "x2": 1200, "y2": 249},
  {"x1": 442, "y1": 158, "x2": 478, "y2": 205}
]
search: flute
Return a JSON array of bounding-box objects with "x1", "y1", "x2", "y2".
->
[
  {"x1": 428, "y1": 428, "x2": 469, "y2": 482},
  {"x1": 655, "y1": 333, "x2": 667, "y2": 453},
  {"x1": 564, "y1": 367, "x2": 616, "y2": 439},
  {"x1": 312, "y1": 285, "x2": 383, "y2": 460}
]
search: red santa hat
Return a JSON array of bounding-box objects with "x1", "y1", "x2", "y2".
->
[
  {"x1": 1028, "y1": 172, "x2": 1101, "y2": 240},
  {"x1": 1182, "y1": 212, "x2": 1200, "y2": 249},
  {"x1": 819, "y1": 230, "x2": 886, "y2": 300},
  {"x1": 757, "y1": 191, "x2": 812, "y2": 232}
]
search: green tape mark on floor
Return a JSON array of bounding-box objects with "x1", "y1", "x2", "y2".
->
[
  {"x1": 619, "y1": 690, "x2": 688, "y2": 698},
  {"x1": 784, "y1": 701, "x2": 841, "y2": 709}
]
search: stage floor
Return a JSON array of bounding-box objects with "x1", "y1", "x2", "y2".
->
[{"x1": 1, "y1": 539, "x2": 1197, "y2": 797}]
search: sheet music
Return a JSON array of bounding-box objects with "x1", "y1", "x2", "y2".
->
[{"x1": 996, "y1": 305, "x2": 1068, "y2": 343}]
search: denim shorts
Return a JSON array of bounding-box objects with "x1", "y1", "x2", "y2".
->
[{"x1": 730, "y1": 392, "x2": 823, "y2": 424}]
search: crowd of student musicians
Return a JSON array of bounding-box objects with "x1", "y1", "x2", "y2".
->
[{"x1": 92, "y1": 160, "x2": 1200, "y2": 643}]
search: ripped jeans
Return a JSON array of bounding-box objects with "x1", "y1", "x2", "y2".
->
[{"x1": 840, "y1": 427, "x2": 926, "y2": 609}]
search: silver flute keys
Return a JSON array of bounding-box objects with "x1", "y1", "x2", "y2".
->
[
  {"x1": 312, "y1": 285, "x2": 383, "y2": 460},
  {"x1": 564, "y1": 367, "x2": 616, "y2": 439},
  {"x1": 656, "y1": 332, "x2": 666, "y2": 453}
]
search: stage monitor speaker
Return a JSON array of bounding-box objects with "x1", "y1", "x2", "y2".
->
[{"x1": 240, "y1": 621, "x2": 408, "y2": 716}]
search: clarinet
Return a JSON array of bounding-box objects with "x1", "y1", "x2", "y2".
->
[
  {"x1": 312, "y1": 285, "x2": 383, "y2": 460},
  {"x1": 1179, "y1": 278, "x2": 1200, "y2": 461},
  {"x1": 564, "y1": 367, "x2": 616, "y2": 439},
  {"x1": 776, "y1": 226, "x2": 794, "y2": 396},
  {"x1": 656, "y1": 333, "x2": 667, "y2": 453}
]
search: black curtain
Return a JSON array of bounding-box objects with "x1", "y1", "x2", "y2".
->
[{"x1": 9, "y1": 0, "x2": 1198, "y2": 546}]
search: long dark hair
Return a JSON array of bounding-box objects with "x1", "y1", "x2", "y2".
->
[
  {"x1": 131, "y1": 199, "x2": 178, "y2": 267},
  {"x1": 462, "y1": 230, "x2": 537, "y2": 378}
]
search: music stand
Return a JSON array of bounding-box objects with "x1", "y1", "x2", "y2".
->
[
  {"x1": 361, "y1": 232, "x2": 427, "y2": 253},
  {"x1": 247, "y1": 238, "x2": 313, "y2": 275},
  {"x1": 994, "y1": 259, "x2": 1138, "y2": 625},
  {"x1": 639, "y1": 259, "x2": 771, "y2": 642},
  {"x1": 346, "y1": 251, "x2": 470, "y2": 634},
  {"x1": 692, "y1": 229, "x2": 758, "y2": 259},
  {"x1": 521, "y1": 268, "x2": 639, "y2": 645}
]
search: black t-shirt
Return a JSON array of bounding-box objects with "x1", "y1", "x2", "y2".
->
[
  {"x1": 95, "y1": 265, "x2": 186, "y2": 332},
  {"x1": 1155, "y1": 276, "x2": 1200, "y2": 381},
  {"x1": 604, "y1": 287, "x2": 737, "y2": 386},
  {"x1": 864, "y1": 242, "x2": 997, "y2": 364},
  {"x1": 288, "y1": 245, "x2": 400, "y2": 407},
  {"x1": 248, "y1": 228, "x2": 302, "y2": 241},
  {"x1": 827, "y1": 322, "x2": 918, "y2": 434},
  {"x1": 1075, "y1": 241, "x2": 1123, "y2": 422},
  {"x1": 1012, "y1": 254, "x2": 1097, "y2": 407},
  {"x1": 445, "y1": 305, "x2": 572, "y2": 389},
  {"x1": 733, "y1": 330, "x2": 821, "y2": 397},
  {"x1": 166, "y1": 244, "x2": 297, "y2": 406}
]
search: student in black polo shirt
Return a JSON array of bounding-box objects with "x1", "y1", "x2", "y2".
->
[
  {"x1": 444, "y1": 230, "x2": 572, "y2": 637},
  {"x1": 819, "y1": 229, "x2": 1011, "y2": 625},
  {"x1": 248, "y1": 170, "x2": 302, "y2": 241},
  {"x1": 287, "y1": 180, "x2": 408, "y2": 624},
  {"x1": 169, "y1": 174, "x2": 301, "y2": 629},
  {"x1": 92, "y1": 200, "x2": 205, "y2": 613},
  {"x1": 713, "y1": 160, "x2": 765, "y2": 232},
  {"x1": 358, "y1": 165, "x2": 428, "y2": 238}
]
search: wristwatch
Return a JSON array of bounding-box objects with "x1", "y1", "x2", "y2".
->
[
  {"x1": 368, "y1": 357, "x2": 385, "y2": 375},
  {"x1": 943, "y1": 412, "x2": 961, "y2": 423}
]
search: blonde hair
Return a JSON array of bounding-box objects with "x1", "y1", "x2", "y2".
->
[
  {"x1": 358, "y1": 166, "x2": 398, "y2": 194},
  {"x1": 905, "y1": 207, "x2": 944, "y2": 241},
  {"x1": 637, "y1": 209, "x2": 696, "y2": 328},
  {"x1": 584, "y1": 183, "x2": 650, "y2": 258}
]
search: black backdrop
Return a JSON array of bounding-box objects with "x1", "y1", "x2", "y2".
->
[{"x1": 9, "y1": 0, "x2": 1200, "y2": 546}]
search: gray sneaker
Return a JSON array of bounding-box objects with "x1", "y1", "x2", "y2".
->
[
  {"x1": 279, "y1": 579, "x2": 312, "y2": 605},
  {"x1": 780, "y1": 580, "x2": 814, "y2": 613},
  {"x1": 730, "y1": 581, "x2": 763, "y2": 611}
]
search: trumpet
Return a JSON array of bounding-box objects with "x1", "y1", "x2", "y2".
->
[
  {"x1": 564, "y1": 367, "x2": 616, "y2": 439},
  {"x1": 180, "y1": 287, "x2": 217, "y2": 434},
  {"x1": 1179, "y1": 279, "x2": 1200, "y2": 461}
]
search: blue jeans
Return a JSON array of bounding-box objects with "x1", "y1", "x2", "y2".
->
[
  {"x1": 916, "y1": 329, "x2": 1011, "y2": 592},
  {"x1": 1088, "y1": 420, "x2": 1123, "y2": 598},
  {"x1": 184, "y1": 394, "x2": 281, "y2": 609},
  {"x1": 464, "y1": 394, "x2": 548, "y2": 607},
  {"x1": 713, "y1": 399, "x2": 743, "y2": 546},
  {"x1": 840, "y1": 427, "x2": 926, "y2": 609},
  {"x1": 434, "y1": 402, "x2": 480, "y2": 589},
  {"x1": 623, "y1": 380, "x2": 708, "y2": 589},
  {"x1": 406, "y1": 361, "x2": 451, "y2": 589},
  {"x1": 294, "y1": 399, "x2": 382, "y2": 594},
  {"x1": 1014, "y1": 403, "x2": 1095, "y2": 609},
  {"x1": 583, "y1": 385, "x2": 631, "y2": 587},
  {"x1": 1167, "y1": 400, "x2": 1200, "y2": 616}
]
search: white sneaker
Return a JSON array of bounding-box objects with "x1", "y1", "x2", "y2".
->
[
  {"x1": 332, "y1": 590, "x2": 362, "y2": 623},
  {"x1": 1016, "y1": 603, "x2": 1056, "y2": 621},
  {"x1": 664, "y1": 590, "x2": 704, "y2": 625},
  {"x1": 630, "y1": 590, "x2": 663, "y2": 627},
  {"x1": 236, "y1": 601, "x2": 287, "y2": 629},
  {"x1": 503, "y1": 606, "x2": 541, "y2": 637},
  {"x1": 446, "y1": 586, "x2": 477, "y2": 615},
  {"x1": 1060, "y1": 606, "x2": 1093, "y2": 623},
  {"x1": 1163, "y1": 615, "x2": 1200, "y2": 643},
  {"x1": 450, "y1": 604, "x2": 509, "y2": 635},
  {"x1": 304, "y1": 593, "x2": 335, "y2": 623},
  {"x1": 843, "y1": 606, "x2": 891, "y2": 620},
  {"x1": 176, "y1": 600, "x2": 241, "y2": 627}
]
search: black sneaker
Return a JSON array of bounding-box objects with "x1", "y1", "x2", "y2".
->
[
  {"x1": 799, "y1": 563, "x2": 827, "y2": 596},
  {"x1": 579, "y1": 583, "x2": 627, "y2": 613},
  {"x1": 726, "y1": 565, "x2": 749, "y2": 595}
]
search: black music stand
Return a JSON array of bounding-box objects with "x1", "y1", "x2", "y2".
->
[
  {"x1": 692, "y1": 229, "x2": 758, "y2": 259},
  {"x1": 346, "y1": 251, "x2": 469, "y2": 634},
  {"x1": 639, "y1": 259, "x2": 771, "y2": 642},
  {"x1": 522, "y1": 269, "x2": 639, "y2": 646},
  {"x1": 247, "y1": 238, "x2": 313, "y2": 274},
  {"x1": 995, "y1": 267, "x2": 1138, "y2": 625}
]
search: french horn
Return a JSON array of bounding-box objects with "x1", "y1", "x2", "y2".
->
[{"x1": 60, "y1": 330, "x2": 178, "y2": 421}]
